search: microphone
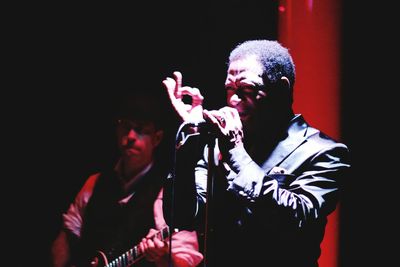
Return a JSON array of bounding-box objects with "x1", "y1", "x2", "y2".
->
[
  {"x1": 185, "y1": 114, "x2": 225, "y2": 133},
  {"x1": 174, "y1": 120, "x2": 205, "y2": 149},
  {"x1": 176, "y1": 115, "x2": 225, "y2": 149},
  {"x1": 183, "y1": 120, "x2": 211, "y2": 134},
  {"x1": 186, "y1": 119, "x2": 207, "y2": 127},
  {"x1": 176, "y1": 112, "x2": 225, "y2": 145}
]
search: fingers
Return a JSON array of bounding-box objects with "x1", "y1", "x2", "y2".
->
[
  {"x1": 162, "y1": 71, "x2": 182, "y2": 100},
  {"x1": 162, "y1": 77, "x2": 178, "y2": 101},
  {"x1": 162, "y1": 72, "x2": 203, "y2": 104},
  {"x1": 203, "y1": 109, "x2": 226, "y2": 133},
  {"x1": 203, "y1": 107, "x2": 243, "y2": 141},
  {"x1": 173, "y1": 71, "x2": 183, "y2": 97},
  {"x1": 145, "y1": 228, "x2": 158, "y2": 238},
  {"x1": 140, "y1": 238, "x2": 159, "y2": 262},
  {"x1": 218, "y1": 107, "x2": 244, "y2": 146},
  {"x1": 139, "y1": 229, "x2": 169, "y2": 263},
  {"x1": 162, "y1": 71, "x2": 205, "y2": 123},
  {"x1": 179, "y1": 86, "x2": 204, "y2": 106},
  {"x1": 219, "y1": 106, "x2": 242, "y2": 129}
]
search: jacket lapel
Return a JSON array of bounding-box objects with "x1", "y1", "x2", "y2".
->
[{"x1": 261, "y1": 114, "x2": 317, "y2": 173}]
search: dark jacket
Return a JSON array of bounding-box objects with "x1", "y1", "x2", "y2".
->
[{"x1": 164, "y1": 114, "x2": 350, "y2": 267}]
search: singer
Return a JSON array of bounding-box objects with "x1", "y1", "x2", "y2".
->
[{"x1": 162, "y1": 40, "x2": 350, "y2": 267}]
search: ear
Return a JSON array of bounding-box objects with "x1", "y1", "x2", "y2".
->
[
  {"x1": 153, "y1": 130, "x2": 164, "y2": 147},
  {"x1": 280, "y1": 76, "x2": 290, "y2": 89},
  {"x1": 279, "y1": 76, "x2": 294, "y2": 106}
]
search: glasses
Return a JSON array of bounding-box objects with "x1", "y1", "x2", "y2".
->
[{"x1": 116, "y1": 119, "x2": 156, "y2": 135}]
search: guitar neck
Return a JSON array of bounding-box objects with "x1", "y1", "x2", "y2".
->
[{"x1": 105, "y1": 226, "x2": 173, "y2": 267}]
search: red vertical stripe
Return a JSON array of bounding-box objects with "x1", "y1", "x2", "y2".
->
[{"x1": 278, "y1": 1, "x2": 341, "y2": 267}]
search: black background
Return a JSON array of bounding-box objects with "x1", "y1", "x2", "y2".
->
[{"x1": 6, "y1": 1, "x2": 397, "y2": 266}]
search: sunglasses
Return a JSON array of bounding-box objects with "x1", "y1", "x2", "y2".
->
[{"x1": 116, "y1": 119, "x2": 156, "y2": 135}]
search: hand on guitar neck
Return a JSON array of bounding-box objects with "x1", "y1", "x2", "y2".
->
[{"x1": 89, "y1": 226, "x2": 178, "y2": 267}]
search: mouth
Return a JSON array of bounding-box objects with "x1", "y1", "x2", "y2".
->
[
  {"x1": 232, "y1": 105, "x2": 250, "y2": 122},
  {"x1": 123, "y1": 147, "x2": 140, "y2": 156}
]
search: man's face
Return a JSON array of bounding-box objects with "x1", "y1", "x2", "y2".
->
[
  {"x1": 116, "y1": 119, "x2": 163, "y2": 169},
  {"x1": 225, "y1": 55, "x2": 267, "y2": 126}
]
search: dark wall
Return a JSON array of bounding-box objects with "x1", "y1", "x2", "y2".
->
[
  {"x1": 13, "y1": 1, "x2": 278, "y2": 265},
  {"x1": 340, "y1": 2, "x2": 397, "y2": 266}
]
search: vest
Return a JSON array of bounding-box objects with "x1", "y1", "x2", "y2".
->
[{"x1": 76, "y1": 166, "x2": 165, "y2": 267}]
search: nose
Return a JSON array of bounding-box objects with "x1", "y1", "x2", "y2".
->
[
  {"x1": 127, "y1": 128, "x2": 141, "y2": 141},
  {"x1": 122, "y1": 129, "x2": 139, "y2": 146},
  {"x1": 229, "y1": 93, "x2": 241, "y2": 106}
]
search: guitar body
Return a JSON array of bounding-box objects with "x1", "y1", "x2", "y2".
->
[{"x1": 87, "y1": 251, "x2": 109, "y2": 267}]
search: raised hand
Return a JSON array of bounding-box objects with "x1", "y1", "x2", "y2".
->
[{"x1": 162, "y1": 71, "x2": 204, "y2": 124}]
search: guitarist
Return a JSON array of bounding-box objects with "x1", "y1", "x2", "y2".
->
[{"x1": 51, "y1": 91, "x2": 203, "y2": 267}]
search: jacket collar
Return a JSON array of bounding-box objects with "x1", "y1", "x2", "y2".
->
[{"x1": 261, "y1": 114, "x2": 318, "y2": 173}]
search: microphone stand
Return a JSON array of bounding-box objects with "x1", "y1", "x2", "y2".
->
[
  {"x1": 171, "y1": 121, "x2": 217, "y2": 267},
  {"x1": 203, "y1": 131, "x2": 216, "y2": 267}
]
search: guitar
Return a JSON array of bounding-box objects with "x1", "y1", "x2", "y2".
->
[{"x1": 88, "y1": 226, "x2": 177, "y2": 267}]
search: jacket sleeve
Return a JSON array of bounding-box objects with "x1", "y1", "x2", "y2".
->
[{"x1": 226, "y1": 143, "x2": 350, "y2": 228}]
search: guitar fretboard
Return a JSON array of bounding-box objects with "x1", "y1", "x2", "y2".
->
[{"x1": 105, "y1": 226, "x2": 173, "y2": 267}]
